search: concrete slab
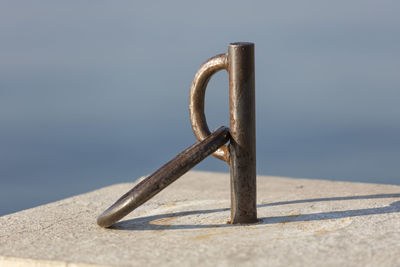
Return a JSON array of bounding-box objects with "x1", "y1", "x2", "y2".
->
[{"x1": 1, "y1": 171, "x2": 400, "y2": 266}]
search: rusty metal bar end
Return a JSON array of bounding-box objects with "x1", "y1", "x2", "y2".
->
[{"x1": 97, "y1": 126, "x2": 230, "y2": 228}]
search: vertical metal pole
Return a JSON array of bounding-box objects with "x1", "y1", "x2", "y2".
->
[{"x1": 228, "y1": 42, "x2": 257, "y2": 224}]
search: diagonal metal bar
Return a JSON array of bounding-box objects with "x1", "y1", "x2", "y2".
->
[{"x1": 97, "y1": 126, "x2": 230, "y2": 228}]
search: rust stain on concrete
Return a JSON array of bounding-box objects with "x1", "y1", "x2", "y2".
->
[{"x1": 192, "y1": 231, "x2": 229, "y2": 241}]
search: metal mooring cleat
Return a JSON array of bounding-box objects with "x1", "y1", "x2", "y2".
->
[{"x1": 97, "y1": 42, "x2": 256, "y2": 228}]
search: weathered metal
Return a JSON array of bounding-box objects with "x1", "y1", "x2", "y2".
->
[
  {"x1": 189, "y1": 53, "x2": 229, "y2": 162},
  {"x1": 98, "y1": 42, "x2": 257, "y2": 228},
  {"x1": 97, "y1": 126, "x2": 230, "y2": 228},
  {"x1": 189, "y1": 42, "x2": 257, "y2": 223}
]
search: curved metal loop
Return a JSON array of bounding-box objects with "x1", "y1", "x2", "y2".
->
[{"x1": 189, "y1": 53, "x2": 230, "y2": 163}]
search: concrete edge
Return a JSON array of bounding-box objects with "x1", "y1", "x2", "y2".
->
[
  {"x1": 0, "y1": 256, "x2": 111, "y2": 267},
  {"x1": 191, "y1": 170, "x2": 398, "y2": 186}
]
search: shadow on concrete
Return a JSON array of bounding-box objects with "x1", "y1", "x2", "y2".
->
[{"x1": 111, "y1": 193, "x2": 400, "y2": 231}]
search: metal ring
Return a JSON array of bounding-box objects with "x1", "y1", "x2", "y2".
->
[{"x1": 189, "y1": 53, "x2": 230, "y2": 163}]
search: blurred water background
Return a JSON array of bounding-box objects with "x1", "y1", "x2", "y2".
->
[{"x1": 1, "y1": 1, "x2": 400, "y2": 216}]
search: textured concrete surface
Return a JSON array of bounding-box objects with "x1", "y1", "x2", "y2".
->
[{"x1": 1, "y1": 171, "x2": 400, "y2": 267}]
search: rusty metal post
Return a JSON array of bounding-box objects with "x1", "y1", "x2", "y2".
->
[
  {"x1": 189, "y1": 42, "x2": 257, "y2": 224},
  {"x1": 98, "y1": 42, "x2": 257, "y2": 228},
  {"x1": 228, "y1": 43, "x2": 257, "y2": 224}
]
